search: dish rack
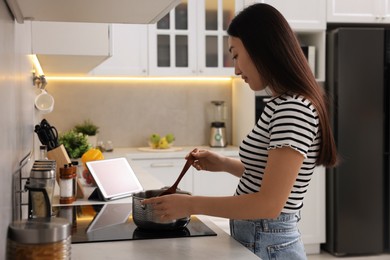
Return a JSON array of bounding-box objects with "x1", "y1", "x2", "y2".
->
[{"x1": 12, "y1": 151, "x2": 32, "y2": 221}]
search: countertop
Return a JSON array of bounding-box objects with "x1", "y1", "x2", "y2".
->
[
  {"x1": 103, "y1": 145, "x2": 239, "y2": 160},
  {"x1": 62, "y1": 157, "x2": 258, "y2": 260}
]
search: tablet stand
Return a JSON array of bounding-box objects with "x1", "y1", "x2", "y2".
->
[{"x1": 88, "y1": 187, "x2": 105, "y2": 201}]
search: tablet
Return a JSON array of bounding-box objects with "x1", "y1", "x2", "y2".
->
[
  {"x1": 86, "y1": 203, "x2": 133, "y2": 233},
  {"x1": 86, "y1": 157, "x2": 143, "y2": 201}
]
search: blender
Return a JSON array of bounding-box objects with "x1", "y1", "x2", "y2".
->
[{"x1": 209, "y1": 101, "x2": 227, "y2": 147}]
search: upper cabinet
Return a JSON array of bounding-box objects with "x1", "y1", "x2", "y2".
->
[
  {"x1": 6, "y1": 0, "x2": 181, "y2": 24},
  {"x1": 243, "y1": 0, "x2": 326, "y2": 81},
  {"x1": 89, "y1": 24, "x2": 148, "y2": 76},
  {"x1": 32, "y1": 22, "x2": 112, "y2": 76},
  {"x1": 257, "y1": 0, "x2": 325, "y2": 30},
  {"x1": 244, "y1": 0, "x2": 326, "y2": 31},
  {"x1": 148, "y1": 0, "x2": 240, "y2": 76},
  {"x1": 327, "y1": 0, "x2": 390, "y2": 23}
]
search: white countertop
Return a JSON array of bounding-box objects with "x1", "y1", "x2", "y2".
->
[
  {"x1": 63, "y1": 156, "x2": 257, "y2": 260},
  {"x1": 104, "y1": 145, "x2": 239, "y2": 160}
]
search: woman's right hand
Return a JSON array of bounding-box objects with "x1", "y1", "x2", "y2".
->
[{"x1": 186, "y1": 148, "x2": 225, "y2": 172}]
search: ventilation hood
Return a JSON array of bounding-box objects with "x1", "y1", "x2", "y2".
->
[{"x1": 6, "y1": 0, "x2": 180, "y2": 24}]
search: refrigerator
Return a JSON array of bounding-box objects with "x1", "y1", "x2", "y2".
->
[{"x1": 324, "y1": 27, "x2": 390, "y2": 256}]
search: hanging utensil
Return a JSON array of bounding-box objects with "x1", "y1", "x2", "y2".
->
[{"x1": 34, "y1": 119, "x2": 59, "y2": 151}]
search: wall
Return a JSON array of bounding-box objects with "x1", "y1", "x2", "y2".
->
[
  {"x1": 0, "y1": 4, "x2": 37, "y2": 257},
  {"x1": 44, "y1": 79, "x2": 233, "y2": 149}
]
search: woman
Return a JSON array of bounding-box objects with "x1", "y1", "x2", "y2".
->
[{"x1": 143, "y1": 3, "x2": 338, "y2": 259}]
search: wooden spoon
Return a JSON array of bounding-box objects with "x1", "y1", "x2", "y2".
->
[{"x1": 158, "y1": 152, "x2": 195, "y2": 196}]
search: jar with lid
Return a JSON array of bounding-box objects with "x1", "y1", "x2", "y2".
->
[{"x1": 7, "y1": 217, "x2": 71, "y2": 260}]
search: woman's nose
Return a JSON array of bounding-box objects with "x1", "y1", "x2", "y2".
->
[{"x1": 234, "y1": 63, "x2": 241, "y2": 75}]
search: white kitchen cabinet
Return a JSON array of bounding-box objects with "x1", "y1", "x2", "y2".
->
[
  {"x1": 244, "y1": 0, "x2": 326, "y2": 31},
  {"x1": 298, "y1": 166, "x2": 326, "y2": 254},
  {"x1": 6, "y1": 0, "x2": 181, "y2": 24},
  {"x1": 128, "y1": 156, "x2": 239, "y2": 196},
  {"x1": 327, "y1": 0, "x2": 390, "y2": 23},
  {"x1": 128, "y1": 158, "x2": 194, "y2": 192},
  {"x1": 90, "y1": 24, "x2": 148, "y2": 76},
  {"x1": 31, "y1": 21, "x2": 112, "y2": 76},
  {"x1": 148, "y1": 0, "x2": 241, "y2": 76},
  {"x1": 193, "y1": 168, "x2": 239, "y2": 196}
]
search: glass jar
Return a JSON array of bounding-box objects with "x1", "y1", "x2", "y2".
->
[{"x1": 7, "y1": 218, "x2": 71, "y2": 260}]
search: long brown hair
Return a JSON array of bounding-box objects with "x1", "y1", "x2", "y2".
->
[{"x1": 228, "y1": 3, "x2": 338, "y2": 167}]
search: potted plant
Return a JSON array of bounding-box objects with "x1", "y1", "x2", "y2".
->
[
  {"x1": 74, "y1": 119, "x2": 99, "y2": 148},
  {"x1": 58, "y1": 130, "x2": 91, "y2": 159}
]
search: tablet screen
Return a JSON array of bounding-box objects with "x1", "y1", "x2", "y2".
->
[{"x1": 86, "y1": 158, "x2": 143, "y2": 200}]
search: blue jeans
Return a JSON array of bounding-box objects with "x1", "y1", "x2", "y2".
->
[{"x1": 230, "y1": 212, "x2": 307, "y2": 259}]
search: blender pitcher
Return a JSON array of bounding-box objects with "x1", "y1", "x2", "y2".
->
[{"x1": 209, "y1": 101, "x2": 228, "y2": 147}]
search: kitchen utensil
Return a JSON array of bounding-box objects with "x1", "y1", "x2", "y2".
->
[
  {"x1": 158, "y1": 153, "x2": 195, "y2": 196},
  {"x1": 34, "y1": 119, "x2": 59, "y2": 151},
  {"x1": 132, "y1": 188, "x2": 191, "y2": 230},
  {"x1": 25, "y1": 160, "x2": 56, "y2": 219},
  {"x1": 34, "y1": 90, "x2": 54, "y2": 114}
]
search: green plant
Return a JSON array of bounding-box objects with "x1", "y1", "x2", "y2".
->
[
  {"x1": 74, "y1": 119, "x2": 99, "y2": 136},
  {"x1": 59, "y1": 130, "x2": 91, "y2": 159}
]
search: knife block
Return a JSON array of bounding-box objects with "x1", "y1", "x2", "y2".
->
[{"x1": 47, "y1": 145, "x2": 84, "y2": 199}]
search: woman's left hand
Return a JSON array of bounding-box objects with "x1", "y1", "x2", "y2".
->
[{"x1": 141, "y1": 194, "x2": 192, "y2": 222}]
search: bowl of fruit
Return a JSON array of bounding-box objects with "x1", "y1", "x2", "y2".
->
[{"x1": 148, "y1": 133, "x2": 175, "y2": 149}]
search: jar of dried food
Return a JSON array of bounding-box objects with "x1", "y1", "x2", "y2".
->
[{"x1": 6, "y1": 218, "x2": 71, "y2": 260}]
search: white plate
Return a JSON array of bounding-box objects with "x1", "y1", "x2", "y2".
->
[{"x1": 137, "y1": 147, "x2": 183, "y2": 152}]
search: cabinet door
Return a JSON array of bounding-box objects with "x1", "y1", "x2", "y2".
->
[
  {"x1": 90, "y1": 24, "x2": 148, "y2": 76},
  {"x1": 148, "y1": 0, "x2": 197, "y2": 76},
  {"x1": 193, "y1": 169, "x2": 239, "y2": 196},
  {"x1": 31, "y1": 21, "x2": 111, "y2": 75},
  {"x1": 262, "y1": 0, "x2": 326, "y2": 30},
  {"x1": 196, "y1": 0, "x2": 236, "y2": 76},
  {"x1": 297, "y1": 166, "x2": 326, "y2": 254},
  {"x1": 130, "y1": 158, "x2": 193, "y2": 193},
  {"x1": 327, "y1": 0, "x2": 384, "y2": 23},
  {"x1": 244, "y1": 0, "x2": 325, "y2": 30}
]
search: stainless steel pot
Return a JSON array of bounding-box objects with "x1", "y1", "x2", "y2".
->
[{"x1": 132, "y1": 188, "x2": 191, "y2": 230}]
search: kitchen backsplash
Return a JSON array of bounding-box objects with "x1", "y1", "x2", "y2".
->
[{"x1": 44, "y1": 79, "x2": 233, "y2": 148}]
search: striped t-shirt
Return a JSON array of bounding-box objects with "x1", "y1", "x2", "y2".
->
[{"x1": 236, "y1": 94, "x2": 320, "y2": 213}]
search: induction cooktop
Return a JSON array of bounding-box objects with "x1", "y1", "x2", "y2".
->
[{"x1": 53, "y1": 203, "x2": 217, "y2": 244}]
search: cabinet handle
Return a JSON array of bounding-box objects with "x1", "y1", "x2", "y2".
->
[{"x1": 150, "y1": 163, "x2": 175, "y2": 168}]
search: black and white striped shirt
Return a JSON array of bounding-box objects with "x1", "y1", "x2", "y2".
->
[{"x1": 236, "y1": 94, "x2": 320, "y2": 213}]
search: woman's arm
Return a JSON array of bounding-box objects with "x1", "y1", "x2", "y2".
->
[
  {"x1": 189, "y1": 149, "x2": 245, "y2": 177},
  {"x1": 144, "y1": 146, "x2": 304, "y2": 220}
]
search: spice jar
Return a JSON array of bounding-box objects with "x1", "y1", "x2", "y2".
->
[
  {"x1": 59, "y1": 164, "x2": 77, "y2": 204},
  {"x1": 7, "y1": 218, "x2": 71, "y2": 260}
]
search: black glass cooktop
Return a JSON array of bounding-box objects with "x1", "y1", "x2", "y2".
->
[{"x1": 53, "y1": 203, "x2": 217, "y2": 244}]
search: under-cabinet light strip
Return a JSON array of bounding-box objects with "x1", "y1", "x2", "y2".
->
[
  {"x1": 45, "y1": 76, "x2": 233, "y2": 82},
  {"x1": 30, "y1": 55, "x2": 44, "y2": 76}
]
